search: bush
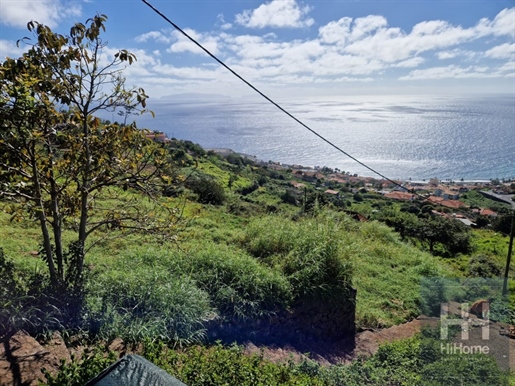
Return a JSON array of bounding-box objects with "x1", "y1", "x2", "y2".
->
[
  {"x1": 186, "y1": 174, "x2": 226, "y2": 205},
  {"x1": 176, "y1": 244, "x2": 292, "y2": 320},
  {"x1": 467, "y1": 254, "x2": 502, "y2": 278},
  {"x1": 492, "y1": 214, "x2": 513, "y2": 236},
  {"x1": 244, "y1": 217, "x2": 300, "y2": 258},
  {"x1": 86, "y1": 271, "x2": 212, "y2": 345},
  {"x1": 280, "y1": 222, "x2": 352, "y2": 301},
  {"x1": 421, "y1": 353, "x2": 508, "y2": 385},
  {"x1": 43, "y1": 347, "x2": 117, "y2": 386},
  {"x1": 46, "y1": 341, "x2": 319, "y2": 385},
  {"x1": 117, "y1": 246, "x2": 292, "y2": 321},
  {"x1": 225, "y1": 153, "x2": 244, "y2": 166},
  {"x1": 0, "y1": 248, "x2": 27, "y2": 337},
  {"x1": 237, "y1": 181, "x2": 259, "y2": 196},
  {"x1": 280, "y1": 189, "x2": 298, "y2": 206},
  {"x1": 243, "y1": 216, "x2": 353, "y2": 302},
  {"x1": 0, "y1": 249, "x2": 87, "y2": 338}
]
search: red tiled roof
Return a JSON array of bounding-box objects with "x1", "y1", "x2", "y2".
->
[
  {"x1": 439, "y1": 200, "x2": 466, "y2": 209},
  {"x1": 384, "y1": 192, "x2": 415, "y2": 200},
  {"x1": 480, "y1": 208, "x2": 497, "y2": 216},
  {"x1": 427, "y1": 196, "x2": 445, "y2": 203}
]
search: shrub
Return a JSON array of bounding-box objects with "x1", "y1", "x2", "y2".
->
[
  {"x1": 492, "y1": 214, "x2": 513, "y2": 236},
  {"x1": 225, "y1": 153, "x2": 244, "y2": 166},
  {"x1": 43, "y1": 347, "x2": 117, "y2": 386},
  {"x1": 86, "y1": 271, "x2": 212, "y2": 345},
  {"x1": 0, "y1": 249, "x2": 86, "y2": 338},
  {"x1": 237, "y1": 181, "x2": 259, "y2": 196},
  {"x1": 243, "y1": 216, "x2": 353, "y2": 302},
  {"x1": 244, "y1": 216, "x2": 299, "y2": 258},
  {"x1": 467, "y1": 254, "x2": 502, "y2": 278},
  {"x1": 421, "y1": 354, "x2": 508, "y2": 385},
  {"x1": 186, "y1": 174, "x2": 226, "y2": 205},
  {"x1": 282, "y1": 225, "x2": 352, "y2": 301},
  {"x1": 280, "y1": 189, "x2": 298, "y2": 206},
  {"x1": 177, "y1": 244, "x2": 292, "y2": 320},
  {"x1": 46, "y1": 342, "x2": 319, "y2": 385}
]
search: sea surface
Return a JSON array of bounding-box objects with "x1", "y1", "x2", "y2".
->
[{"x1": 134, "y1": 94, "x2": 514, "y2": 181}]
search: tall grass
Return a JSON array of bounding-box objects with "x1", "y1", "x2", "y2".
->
[
  {"x1": 243, "y1": 212, "x2": 448, "y2": 328},
  {"x1": 174, "y1": 244, "x2": 292, "y2": 320},
  {"x1": 115, "y1": 245, "x2": 292, "y2": 321},
  {"x1": 243, "y1": 214, "x2": 354, "y2": 302},
  {"x1": 86, "y1": 270, "x2": 212, "y2": 345}
]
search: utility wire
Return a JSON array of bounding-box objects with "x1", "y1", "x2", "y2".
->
[{"x1": 141, "y1": 0, "x2": 417, "y2": 195}]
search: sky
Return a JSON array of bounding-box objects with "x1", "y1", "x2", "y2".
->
[{"x1": 0, "y1": 0, "x2": 514, "y2": 99}]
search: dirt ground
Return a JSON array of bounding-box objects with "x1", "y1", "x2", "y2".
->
[
  {"x1": 1, "y1": 316, "x2": 514, "y2": 385},
  {"x1": 243, "y1": 317, "x2": 424, "y2": 366},
  {"x1": 244, "y1": 315, "x2": 515, "y2": 371}
]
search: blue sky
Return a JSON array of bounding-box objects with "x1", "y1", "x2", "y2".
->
[{"x1": 0, "y1": 0, "x2": 514, "y2": 98}]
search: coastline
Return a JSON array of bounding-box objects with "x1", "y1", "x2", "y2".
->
[{"x1": 205, "y1": 147, "x2": 514, "y2": 186}]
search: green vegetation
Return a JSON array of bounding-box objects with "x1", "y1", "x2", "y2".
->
[
  {"x1": 1, "y1": 13, "x2": 513, "y2": 386},
  {"x1": 42, "y1": 334, "x2": 509, "y2": 385},
  {"x1": 0, "y1": 15, "x2": 175, "y2": 297}
]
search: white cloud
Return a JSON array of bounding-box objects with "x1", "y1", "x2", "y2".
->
[
  {"x1": 338, "y1": 8, "x2": 514, "y2": 64},
  {"x1": 436, "y1": 50, "x2": 458, "y2": 59},
  {"x1": 0, "y1": 39, "x2": 25, "y2": 58},
  {"x1": 318, "y1": 76, "x2": 374, "y2": 83},
  {"x1": 0, "y1": 0, "x2": 81, "y2": 29},
  {"x1": 125, "y1": 7, "x2": 515, "y2": 95},
  {"x1": 490, "y1": 7, "x2": 515, "y2": 38},
  {"x1": 318, "y1": 17, "x2": 352, "y2": 44},
  {"x1": 135, "y1": 31, "x2": 172, "y2": 44},
  {"x1": 411, "y1": 20, "x2": 451, "y2": 36},
  {"x1": 217, "y1": 14, "x2": 232, "y2": 30},
  {"x1": 497, "y1": 61, "x2": 515, "y2": 75},
  {"x1": 235, "y1": 0, "x2": 314, "y2": 29},
  {"x1": 98, "y1": 47, "x2": 159, "y2": 77},
  {"x1": 436, "y1": 49, "x2": 478, "y2": 60},
  {"x1": 393, "y1": 57, "x2": 425, "y2": 68},
  {"x1": 485, "y1": 43, "x2": 515, "y2": 59},
  {"x1": 399, "y1": 65, "x2": 498, "y2": 80},
  {"x1": 167, "y1": 29, "x2": 220, "y2": 55},
  {"x1": 351, "y1": 15, "x2": 388, "y2": 40},
  {"x1": 153, "y1": 63, "x2": 222, "y2": 80}
]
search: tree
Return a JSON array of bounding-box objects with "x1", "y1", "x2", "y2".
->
[
  {"x1": 0, "y1": 15, "x2": 176, "y2": 291},
  {"x1": 415, "y1": 217, "x2": 472, "y2": 256},
  {"x1": 186, "y1": 174, "x2": 226, "y2": 205}
]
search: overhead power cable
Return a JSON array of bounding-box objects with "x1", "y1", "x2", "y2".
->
[{"x1": 141, "y1": 0, "x2": 417, "y2": 194}]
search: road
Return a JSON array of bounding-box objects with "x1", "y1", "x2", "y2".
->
[{"x1": 479, "y1": 190, "x2": 515, "y2": 210}]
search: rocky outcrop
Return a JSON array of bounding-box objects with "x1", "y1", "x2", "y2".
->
[{"x1": 0, "y1": 331, "x2": 70, "y2": 386}]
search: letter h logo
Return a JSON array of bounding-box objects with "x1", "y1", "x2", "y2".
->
[{"x1": 440, "y1": 303, "x2": 489, "y2": 340}]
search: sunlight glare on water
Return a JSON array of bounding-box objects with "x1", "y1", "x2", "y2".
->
[{"x1": 136, "y1": 94, "x2": 514, "y2": 180}]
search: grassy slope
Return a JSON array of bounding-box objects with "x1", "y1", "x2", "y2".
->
[
  {"x1": 2, "y1": 148, "x2": 513, "y2": 332},
  {"x1": 3, "y1": 147, "x2": 513, "y2": 383},
  {"x1": 1, "y1": 196, "x2": 450, "y2": 330}
]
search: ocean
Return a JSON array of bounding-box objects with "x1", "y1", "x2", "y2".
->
[{"x1": 134, "y1": 94, "x2": 514, "y2": 181}]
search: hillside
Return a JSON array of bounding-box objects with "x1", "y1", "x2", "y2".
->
[{"x1": 1, "y1": 139, "x2": 513, "y2": 385}]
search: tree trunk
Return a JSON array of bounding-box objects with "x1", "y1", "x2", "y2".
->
[
  {"x1": 30, "y1": 146, "x2": 58, "y2": 287},
  {"x1": 47, "y1": 145, "x2": 64, "y2": 281},
  {"x1": 76, "y1": 118, "x2": 91, "y2": 284}
]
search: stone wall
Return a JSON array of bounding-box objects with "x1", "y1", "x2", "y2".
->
[{"x1": 207, "y1": 288, "x2": 356, "y2": 345}]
